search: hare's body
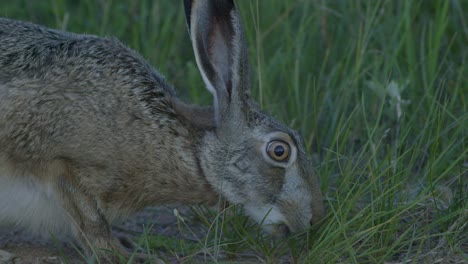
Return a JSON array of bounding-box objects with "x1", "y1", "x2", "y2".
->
[
  {"x1": 0, "y1": 0, "x2": 325, "y2": 262},
  {"x1": 0, "y1": 18, "x2": 217, "y2": 236},
  {"x1": 0, "y1": 17, "x2": 216, "y2": 203}
]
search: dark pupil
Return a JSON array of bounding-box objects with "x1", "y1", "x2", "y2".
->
[{"x1": 274, "y1": 145, "x2": 285, "y2": 157}]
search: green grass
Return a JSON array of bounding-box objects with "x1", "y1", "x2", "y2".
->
[{"x1": 2, "y1": 0, "x2": 466, "y2": 263}]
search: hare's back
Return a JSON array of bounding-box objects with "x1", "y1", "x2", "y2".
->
[
  {"x1": 0, "y1": 18, "x2": 177, "y2": 159},
  {"x1": 0, "y1": 17, "x2": 174, "y2": 97}
]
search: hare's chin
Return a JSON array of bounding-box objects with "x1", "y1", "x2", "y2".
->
[{"x1": 242, "y1": 203, "x2": 290, "y2": 233}]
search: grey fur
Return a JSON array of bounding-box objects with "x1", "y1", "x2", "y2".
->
[{"x1": 0, "y1": 0, "x2": 325, "y2": 262}]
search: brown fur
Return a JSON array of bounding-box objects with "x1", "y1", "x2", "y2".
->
[{"x1": 0, "y1": 0, "x2": 325, "y2": 262}]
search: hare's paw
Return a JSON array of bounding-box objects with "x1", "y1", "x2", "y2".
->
[
  {"x1": 116, "y1": 233, "x2": 144, "y2": 253},
  {"x1": 117, "y1": 235, "x2": 162, "y2": 263},
  {"x1": 93, "y1": 247, "x2": 165, "y2": 264},
  {"x1": 0, "y1": 249, "x2": 14, "y2": 263},
  {"x1": 125, "y1": 252, "x2": 166, "y2": 264}
]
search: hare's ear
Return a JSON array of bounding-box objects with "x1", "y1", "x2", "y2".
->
[{"x1": 184, "y1": 0, "x2": 251, "y2": 126}]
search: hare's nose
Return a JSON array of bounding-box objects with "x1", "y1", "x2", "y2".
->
[
  {"x1": 310, "y1": 212, "x2": 327, "y2": 227},
  {"x1": 310, "y1": 215, "x2": 319, "y2": 226}
]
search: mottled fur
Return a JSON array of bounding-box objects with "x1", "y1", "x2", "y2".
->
[{"x1": 0, "y1": 0, "x2": 325, "y2": 262}]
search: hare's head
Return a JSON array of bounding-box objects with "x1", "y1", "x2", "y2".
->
[{"x1": 184, "y1": 0, "x2": 325, "y2": 236}]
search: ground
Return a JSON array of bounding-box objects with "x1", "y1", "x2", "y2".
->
[{"x1": 0, "y1": 207, "x2": 202, "y2": 264}]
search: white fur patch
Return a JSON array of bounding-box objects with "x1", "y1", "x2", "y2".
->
[
  {"x1": 0, "y1": 174, "x2": 72, "y2": 239},
  {"x1": 243, "y1": 203, "x2": 285, "y2": 232},
  {"x1": 0, "y1": 249, "x2": 14, "y2": 262}
]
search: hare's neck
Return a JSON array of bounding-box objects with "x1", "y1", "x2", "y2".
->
[
  {"x1": 138, "y1": 101, "x2": 219, "y2": 205},
  {"x1": 100, "y1": 109, "x2": 220, "y2": 216},
  {"x1": 141, "y1": 127, "x2": 219, "y2": 207}
]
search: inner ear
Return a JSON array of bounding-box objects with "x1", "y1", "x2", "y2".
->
[{"x1": 209, "y1": 22, "x2": 232, "y2": 97}]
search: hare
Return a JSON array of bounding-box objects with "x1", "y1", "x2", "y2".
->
[{"x1": 0, "y1": 0, "x2": 325, "y2": 262}]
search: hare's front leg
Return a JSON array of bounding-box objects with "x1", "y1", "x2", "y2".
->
[
  {"x1": 56, "y1": 177, "x2": 161, "y2": 263},
  {"x1": 56, "y1": 181, "x2": 126, "y2": 262}
]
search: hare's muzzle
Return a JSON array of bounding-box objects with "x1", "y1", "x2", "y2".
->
[{"x1": 273, "y1": 224, "x2": 291, "y2": 239}]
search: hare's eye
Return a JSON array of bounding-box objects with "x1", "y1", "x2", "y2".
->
[{"x1": 266, "y1": 140, "x2": 290, "y2": 162}]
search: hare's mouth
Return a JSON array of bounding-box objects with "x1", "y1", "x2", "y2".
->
[{"x1": 273, "y1": 223, "x2": 291, "y2": 238}]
